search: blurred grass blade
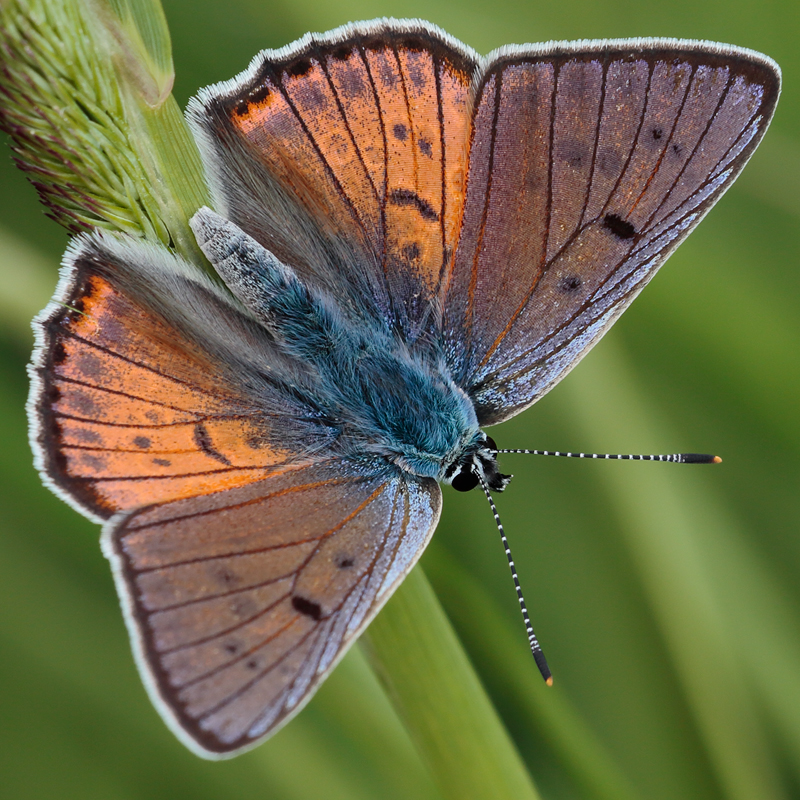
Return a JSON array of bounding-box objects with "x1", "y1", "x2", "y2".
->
[
  {"x1": 562, "y1": 338, "x2": 786, "y2": 800},
  {"x1": 362, "y1": 566, "x2": 542, "y2": 800},
  {"x1": 0, "y1": 224, "x2": 57, "y2": 346},
  {"x1": 615, "y1": 263, "x2": 800, "y2": 785},
  {"x1": 738, "y1": 130, "x2": 800, "y2": 220},
  {"x1": 93, "y1": 0, "x2": 175, "y2": 103},
  {"x1": 687, "y1": 488, "x2": 800, "y2": 789},
  {"x1": 424, "y1": 545, "x2": 641, "y2": 800}
]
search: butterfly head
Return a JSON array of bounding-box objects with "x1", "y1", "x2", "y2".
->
[{"x1": 442, "y1": 434, "x2": 512, "y2": 493}]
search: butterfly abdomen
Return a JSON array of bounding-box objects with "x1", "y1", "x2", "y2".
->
[{"x1": 193, "y1": 207, "x2": 483, "y2": 480}]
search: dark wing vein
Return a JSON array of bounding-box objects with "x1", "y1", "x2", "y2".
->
[
  {"x1": 359, "y1": 44, "x2": 391, "y2": 288},
  {"x1": 319, "y1": 54, "x2": 383, "y2": 206},
  {"x1": 127, "y1": 471, "x2": 352, "y2": 530},
  {"x1": 637, "y1": 72, "x2": 734, "y2": 233},
  {"x1": 596, "y1": 59, "x2": 656, "y2": 221},
  {"x1": 54, "y1": 331, "x2": 256, "y2": 408},
  {"x1": 538, "y1": 61, "x2": 558, "y2": 278},
  {"x1": 161, "y1": 589, "x2": 293, "y2": 653},
  {"x1": 577, "y1": 56, "x2": 608, "y2": 230},
  {"x1": 628, "y1": 66, "x2": 694, "y2": 215},
  {"x1": 465, "y1": 74, "x2": 502, "y2": 352},
  {"x1": 434, "y1": 53, "x2": 449, "y2": 292},
  {"x1": 273, "y1": 71, "x2": 368, "y2": 240}
]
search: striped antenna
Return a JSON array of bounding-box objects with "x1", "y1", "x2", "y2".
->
[
  {"x1": 495, "y1": 449, "x2": 722, "y2": 464},
  {"x1": 478, "y1": 475, "x2": 552, "y2": 686}
]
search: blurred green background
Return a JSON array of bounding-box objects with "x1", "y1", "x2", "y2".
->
[{"x1": 1, "y1": 0, "x2": 798, "y2": 798}]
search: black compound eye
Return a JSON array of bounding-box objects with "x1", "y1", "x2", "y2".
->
[
  {"x1": 484, "y1": 436, "x2": 498, "y2": 451},
  {"x1": 451, "y1": 468, "x2": 480, "y2": 492}
]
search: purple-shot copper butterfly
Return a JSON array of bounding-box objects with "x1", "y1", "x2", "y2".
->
[{"x1": 27, "y1": 19, "x2": 779, "y2": 757}]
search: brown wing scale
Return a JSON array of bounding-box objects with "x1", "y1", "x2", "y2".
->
[
  {"x1": 106, "y1": 460, "x2": 440, "y2": 756},
  {"x1": 443, "y1": 44, "x2": 780, "y2": 422}
]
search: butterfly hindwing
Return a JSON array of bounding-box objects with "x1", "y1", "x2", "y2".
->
[
  {"x1": 28, "y1": 233, "x2": 328, "y2": 520},
  {"x1": 189, "y1": 20, "x2": 479, "y2": 336},
  {"x1": 443, "y1": 41, "x2": 780, "y2": 423},
  {"x1": 104, "y1": 460, "x2": 441, "y2": 757}
]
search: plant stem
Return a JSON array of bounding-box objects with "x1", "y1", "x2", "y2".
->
[{"x1": 361, "y1": 565, "x2": 542, "y2": 800}]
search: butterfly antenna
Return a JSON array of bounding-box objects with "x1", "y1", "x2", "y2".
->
[
  {"x1": 496, "y1": 449, "x2": 722, "y2": 464},
  {"x1": 478, "y1": 475, "x2": 552, "y2": 686}
]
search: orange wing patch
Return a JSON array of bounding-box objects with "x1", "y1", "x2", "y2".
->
[
  {"x1": 233, "y1": 66, "x2": 383, "y2": 253},
  {"x1": 34, "y1": 269, "x2": 294, "y2": 519},
  {"x1": 364, "y1": 43, "x2": 447, "y2": 290},
  {"x1": 224, "y1": 31, "x2": 475, "y2": 307}
]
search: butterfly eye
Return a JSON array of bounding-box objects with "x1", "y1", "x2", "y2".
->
[
  {"x1": 451, "y1": 467, "x2": 480, "y2": 492},
  {"x1": 484, "y1": 436, "x2": 498, "y2": 452}
]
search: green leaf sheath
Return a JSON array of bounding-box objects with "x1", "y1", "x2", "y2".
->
[{"x1": 362, "y1": 566, "x2": 542, "y2": 800}]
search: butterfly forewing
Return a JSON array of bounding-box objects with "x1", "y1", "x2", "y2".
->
[
  {"x1": 442, "y1": 41, "x2": 780, "y2": 424},
  {"x1": 105, "y1": 460, "x2": 440, "y2": 756},
  {"x1": 189, "y1": 21, "x2": 479, "y2": 336}
]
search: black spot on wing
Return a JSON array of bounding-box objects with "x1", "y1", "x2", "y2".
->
[
  {"x1": 216, "y1": 567, "x2": 239, "y2": 586},
  {"x1": 399, "y1": 37, "x2": 425, "y2": 54},
  {"x1": 388, "y1": 189, "x2": 439, "y2": 221},
  {"x1": 603, "y1": 213, "x2": 637, "y2": 240},
  {"x1": 286, "y1": 58, "x2": 313, "y2": 78},
  {"x1": 72, "y1": 426, "x2": 100, "y2": 446},
  {"x1": 402, "y1": 243, "x2": 421, "y2": 261},
  {"x1": 292, "y1": 595, "x2": 323, "y2": 620},
  {"x1": 52, "y1": 341, "x2": 67, "y2": 366},
  {"x1": 133, "y1": 436, "x2": 151, "y2": 449},
  {"x1": 194, "y1": 422, "x2": 232, "y2": 466},
  {"x1": 231, "y1": 81, "x2": 273, "y2": 114},
  {"x1": 393, "y1": 123, "x2": 408, "y2": 141},
  {"x1": 46, "y1": 384, "x2": 61, "y2": 404},
  {"x1": 52, "y1": 438, "x2": 68, "y2": 474},
  {"x1": 559, "y1": 275, "x2": 582, "y2": 292}
]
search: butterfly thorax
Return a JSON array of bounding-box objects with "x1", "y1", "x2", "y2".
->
[
  {"x1": 332, "y1": 346, "x2": 492, "y2": 485},
  {"x1": 303, "y1": 313, "x2": 494, "y2": 486},
  {"x1": 331, "y1": 349, "x2": 510, "y2": 492},
  {"x1": 194, "y1": 210, "x2": 507, "y2": 488}
]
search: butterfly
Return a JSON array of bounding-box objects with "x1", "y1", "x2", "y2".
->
[{"x1": 27, "y1": 19, "x2": 780, "y2": 758}]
